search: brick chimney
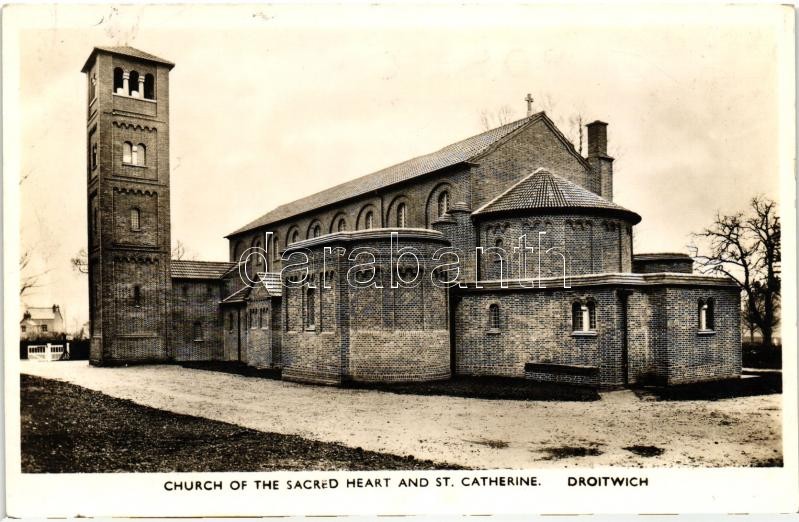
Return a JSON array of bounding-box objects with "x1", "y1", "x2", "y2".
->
[{"x1": 586, "y1": 121, "x2": 614, "y2": 201}]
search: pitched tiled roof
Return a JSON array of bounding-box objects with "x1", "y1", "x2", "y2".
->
[
  {"x1": 171, "y1": 260, "x2": 236, "y2": 280},
  {"x1": 474, "y1": 168, "x2": 641, "y2": 223},
  {"x1": 82, "y1": 46, "x2": 174, "y2": 72},
  {"x1": 229, "y1": 112, "x2": 566, "y2": 236},
  {"x1": 25, "y1": 307, "x2": 57, "y2": 320},
  {"x1": 257, "y1": 272, "x2": 283, "y2": 297}
]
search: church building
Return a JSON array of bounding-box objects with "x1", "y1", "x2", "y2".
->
[{"x1": 83, "y1": 46, "x2": 742, "y2": 387}]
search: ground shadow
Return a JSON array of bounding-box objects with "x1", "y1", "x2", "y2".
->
[{"x1": 632, "y1": 370, "x2": 781, "y2": 401}]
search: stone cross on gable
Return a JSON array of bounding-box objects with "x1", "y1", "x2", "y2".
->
[{"x1": 525, "y1": 93, "x2": 534, "y2": 117}]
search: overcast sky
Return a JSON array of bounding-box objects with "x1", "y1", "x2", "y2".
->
[{"x1": 9, "y1": 4, "x2": 792, "y2": 329}]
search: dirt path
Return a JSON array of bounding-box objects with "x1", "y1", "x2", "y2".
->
[{"x1": 20, "y1": 361, "x2": 782, "y2": 468}]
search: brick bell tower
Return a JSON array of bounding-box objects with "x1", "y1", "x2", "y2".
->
[{"x1": 82, "y1": 47, "x2": 174, "y2": 365}]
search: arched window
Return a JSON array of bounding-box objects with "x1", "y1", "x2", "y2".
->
[
  {"x1": 131, "y1": 144, "x2": 139, "y2": 166},
  {"x1": 489, "y1": 303, "x2": 500, "y2": 330},
  {"x1": 438, "y1": 191, "x2": 450, "y2": 217},
  {"x1": 571, "y1": 302, "x2": 583, "y2": 331},
  {"x1": 91, "y1": 143, "x2": 98, "y2": 170},
  {"x1": 572, "y1": 300, "x2": 597, "y2": 333},
  {"x1": 291, "y1": 230, "x2": 299, "y2": 244},
  {"x1": 129, "y1": 71, "x2": 140, "y2": 97},
  {"x1": 122, "y1": 141, "x2": 133, "y2": 164},
  {"x1": 113, "y1": 68, "x2": 124, "y2": 94},
  {"x1": 133, "y1": 285, "x2": 142, "y2": 307},
  {"x1": 130, "y1": 208, "x2": 141, "y2": 231},
  {"x1": 337, "y1": 218, "x2": 347, "y2": 232},
  {"x1": 306, "y1": 288, "x2": 315, "y2": 328},
  {"x1": 313, "y1": 224, "x2": 321, "y2": 238},
  {"x1": 272, "y1": 235, "x2": 280, "y2": 262},
  {"x1": 137, "y1": 144, "x2": 146, "y2": 166},
  {"x1": 90, "y1": 73, "x2": 97, "y2": 100},
  {"x1": 365, "y1": 211, "x2": 374, "y2": 230},
  {"x1": 699, "y1": 298, "x2": 715, "y2": 331},
  {"x1": 397, "y1": 203, "x2": 407, "y2": 228},
  {"x1": 144, "y1": 74, "x2": 155, "y2": 99},
  {"x1": 193, "y1": 321, "x2": 204, "y2": 341},
  {"x1": 495, "y1": 237, "x2": 504, "y2": 248}
]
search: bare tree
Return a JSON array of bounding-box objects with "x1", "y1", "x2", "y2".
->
[
  {"x1": 20, "y1": 249, "x2": 49, "y2": 296},
  {"x1": 72, "y1": 240, "x2": 196, "y2": 276},
  {"x1": 70, "y1": 248, "x2": 89, "y2": 275},
  {"x1": 479, "y1": 104, "x2": 515, "y2": 131},
  {"x1": 535, "y1": 94, "x2": 586, "y2": 155},
  {"x1": 690, "y1": 196, "x2": 781, "y2": 347},
  {"x1": 172, "y1": 240, "x2": 197, "y2": 261}
]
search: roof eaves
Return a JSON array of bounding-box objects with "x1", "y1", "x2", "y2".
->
[{"x1": 472, "y1": 169, "x2": 543, "y2": 215}]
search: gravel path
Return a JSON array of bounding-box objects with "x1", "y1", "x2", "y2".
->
[{"x1": 20, "y1": 361, "x2": 782, "y2": 468}]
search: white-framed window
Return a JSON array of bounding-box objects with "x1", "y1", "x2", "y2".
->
[
  {"x1": 699, "y1": 298, "x2": 715, "y2": 331},
  {"x1": 572, "y1": 300, "x2": 596, "y2": 333},
  {"x1": 489, "y1": 303, "x2": 500, "y2": 330}
]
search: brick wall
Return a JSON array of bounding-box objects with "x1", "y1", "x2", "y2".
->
[
  {"x1": 86, "y1": 50, "x2": 173, "y2": 365},
  {"x1": 280, "y1": 229, "x2": 451, "y2": 384},
  {"x1": 477, "y1": 214, "x2": 634, "y2": 281},
  {"x1": 469, "y1": 117, "x2": 592, "y2": 210},
  {"x1": 663, "y1": 286, "x2": 742, "y2": 384},
  {"x1": 454, "y1": 277, "x2": 742, "y2": 387},
  {"x1": 171, "y1": 279, "x2": 224, "y2": 361}
]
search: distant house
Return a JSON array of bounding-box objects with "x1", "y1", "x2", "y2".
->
[{"x1": 20, "y1": 305, "x2": 65, "y2": 339}]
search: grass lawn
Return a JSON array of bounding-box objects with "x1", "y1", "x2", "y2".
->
[
  {"x1": 182, "y1": 361, "x2": 600, "y2": 401},
  {"x1": 21, "y1": 374, "x2": 462, "y2": 473}
]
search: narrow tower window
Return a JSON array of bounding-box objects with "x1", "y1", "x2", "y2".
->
[
  {"x1": 337, "y1": 218, "x2": 347, "y2": 232},
  {"x1": 130, "y1": 208, "x2": 141, "y2": 231},
  {"x1": 91, "y1": 143, "x2": 98, "y2": 170},
  {"x1": 133, "y1": 285, "x2": 142, "y2": 307},
  {"x1": 122, "y1": 142, "x2": 133, "y2": 164},
  {"x1": 144, "y1": 74, "x2": 155, "y2": 99},
  {"x1": 129, "y1": 71, "x2": 140, "y2": 97},
  {"x1": 365, "y1": 211, "x2": 374, "y2": 230},
  {"x1": 137, "y1": 143, "x2": 146, "y2": 166},
  {"x1": 113, "y1": 68, "x2": 124, "y2": 94}
]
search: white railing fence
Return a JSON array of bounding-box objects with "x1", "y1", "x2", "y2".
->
[{"x1": 27, "y1": 342, "x2": 70, "y2": 362}]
